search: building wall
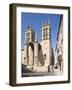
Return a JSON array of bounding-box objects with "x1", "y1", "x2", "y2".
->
[
  {"x1": 54, "y1": 15, "x2": 63, "y2": 72},
  {"x1": 40, "y1": 40, "x2": 52, "y2": 66}
]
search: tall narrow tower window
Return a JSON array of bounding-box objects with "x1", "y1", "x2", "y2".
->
[
  {"x1": 43, "y1": 29, "x2": 45, "y2": 39},
  {"x1": 26, "y1": 32, "x2": 30, "y2": 44},
  {"x1": 41, "y1": 21, "x2": 51, "y2": 40},
  {"x1": 46, "y1": 28, "x2": 48, "y2": 38}
]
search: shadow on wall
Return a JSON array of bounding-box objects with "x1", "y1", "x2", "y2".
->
[
  {"x1": 27, "y1": 42, "x2": 34, "y2": 65},
  {"x1": 38, "y1": 43, "x2": 45, "y2": 66}
]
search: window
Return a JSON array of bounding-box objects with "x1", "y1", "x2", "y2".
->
[
  {"x1": 44, "y1": 54, "x2": 46, "y2": 60},
  {"x1": 43, "y1": 28, "x2": 46, "y2": 39}
]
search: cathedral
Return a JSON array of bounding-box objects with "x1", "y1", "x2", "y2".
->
[{"x1": 21, "y1": 21, "x2": 54, "y2": 73}]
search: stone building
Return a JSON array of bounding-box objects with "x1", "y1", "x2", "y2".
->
[
  {"x1": 21, "y1": 21, "x2": 54, "y2": 72},
  {"x1": 54, "y1": 15, "x2": 63, "y2": 74}
]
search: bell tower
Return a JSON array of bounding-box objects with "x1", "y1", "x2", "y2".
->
[
  {"x1": 41, "y1": 20, "x2": 52, "y2": 66},
  {"x1": 25, "y1": 25, "x2": 35, "y2": 44},
  {"x1": 41, "y1": 20, "x2": 51, "y2": 40},
  {"x1": 24, "y1": 25, "x2": 35, "y2": 66}
]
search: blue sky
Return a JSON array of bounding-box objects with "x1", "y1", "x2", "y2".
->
[{"x1": 21, "y1": 12, "x2": 61, "y2": 51}]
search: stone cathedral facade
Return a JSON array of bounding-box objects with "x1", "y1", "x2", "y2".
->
[{"x1": 21, "y1": 21, "x2": 54, "y2": 72}]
